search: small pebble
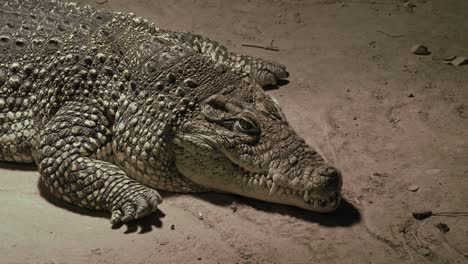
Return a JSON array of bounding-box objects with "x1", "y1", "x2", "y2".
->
[
  {"x1": 230, "y1": 202, "x2": 238, "y2": 213},
  {"x1": 408, "y1": 184, "x2": 419, "y2": 192},
  {"x1": 412, "y1": 210, "x2": 432, "y2": 220},
  {"x1": 417, "y1": 247, "x2": 430, "y2": 256},
  {"x1": 170, "y1": 224, "x2": 175, "y2": 230},
  {"x1": 411, "y1": 45, "x2": 430, "y2": 55},
  {"x1": 403, "y1": 2, "x2": 417, "y2": 12},
  {"x1": 435, "y1": 222, "x2": 450, "y2": 233},
  {"x1": 408, "y1": 93, "x2": 415, "y2": 98},
  {"x1": 443, "y1": 56, "x2": 468, "y2": 66}
]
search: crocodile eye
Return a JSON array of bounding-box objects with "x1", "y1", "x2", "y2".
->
[
  {"x1": 234, "y1": 118, "x2": 260, "y2": 135},
  {"x1": 239, "y1": 119, "x2": 253, "y2": 130}
]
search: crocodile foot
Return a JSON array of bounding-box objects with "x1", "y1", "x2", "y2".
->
[
  {"x1": 250, "y1": 60, "x2": 289, "y2": 87},
  {"x1": 110, "y1": 188, "x2": 162, "y2": 225}
]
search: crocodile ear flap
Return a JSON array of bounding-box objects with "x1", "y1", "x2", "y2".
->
[{"x1": 202, "y1": 94, "x2": 240, "y2": 122}]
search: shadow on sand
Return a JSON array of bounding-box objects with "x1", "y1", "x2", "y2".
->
[
  {"x1": 263, "y1": 79, "x2": 290, "y2": 91},
  {"x1": 38, "y1": 180, "x2": 360, "y2": 233},
  {"x1": 191, "y1": 192, "x2": 361, "y2": 227},
  {"x1": 0, "y1": 161, "x2": 37, "y2": 171}
]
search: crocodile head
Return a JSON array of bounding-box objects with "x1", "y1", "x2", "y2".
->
[{"x1": 173, "y1": 83, "x2": 342, "y2": 212}]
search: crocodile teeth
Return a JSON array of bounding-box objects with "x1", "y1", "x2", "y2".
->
[
  {"x1": 269, "y1": 182, "x2": 278, "y2": 195},
  {"x1": 259, "y1": 175, "x2": 266, "y2": 186},
  {"x1": 303, "y1": 190, "x2": 310, "y2": 202}
]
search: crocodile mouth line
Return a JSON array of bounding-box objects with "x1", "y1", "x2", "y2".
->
[{"x1": 234, "y1": 164, "x2": 342, "y2": 210}]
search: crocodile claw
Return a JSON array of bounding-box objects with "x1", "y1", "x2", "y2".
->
[
  {"x1": 110, "y1": 188, "x2": 162, "y2": 225},
  {"x1": 250, "y1": 60, "x2": 289, "y2": 87}
]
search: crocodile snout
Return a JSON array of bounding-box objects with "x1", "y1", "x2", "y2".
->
[{"x1": 316, "y1": 165, "x2": 342, "y2": 192}]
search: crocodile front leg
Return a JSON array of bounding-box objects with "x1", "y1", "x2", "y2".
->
[
  {"x1": 161, "y1": 31, "x2": 289, "y2": 86},
  {"x1": 34, "y1": 101, "x2": 162, "y2": 224}
]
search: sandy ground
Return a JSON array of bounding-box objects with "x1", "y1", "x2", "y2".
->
[{"x1": 1, "y1": 0, "x2": 468, "y2": 263}]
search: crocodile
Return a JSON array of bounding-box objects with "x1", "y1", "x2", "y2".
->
[{"x1": 0, "y1": 0, "x2": 343, "y2": 224}]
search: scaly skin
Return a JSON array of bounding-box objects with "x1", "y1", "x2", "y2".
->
[
  {"x1": 0, "y1": 0, "x2": 342, "y2": 224},
  {"x1": 159, "y1": 31, "x2": 289, "y2": 86}
]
